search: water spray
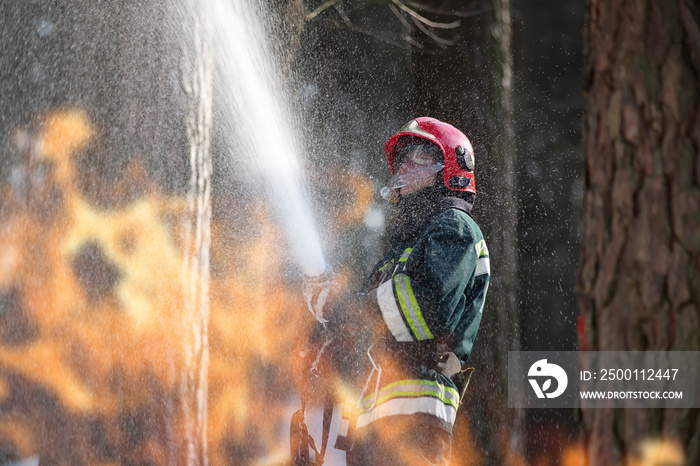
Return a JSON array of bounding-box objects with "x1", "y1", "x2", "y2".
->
[
  {"x1": 207, "y1": 0, "x2": 326, "y2": 277},
  {"x1": 207, "y1": 2, "x2": 341, "y2": 462}
]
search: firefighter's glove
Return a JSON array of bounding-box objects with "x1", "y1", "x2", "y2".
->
[{"x1": 302, "y1": 267, "x2": 339, "y2": 324}]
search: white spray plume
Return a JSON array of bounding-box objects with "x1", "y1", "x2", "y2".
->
[{"x1": 207, "y1": 0, "x2": 326, "y2": 276}]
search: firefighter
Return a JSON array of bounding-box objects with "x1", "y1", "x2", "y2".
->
[
  {"x1": 300, "y1": 117, "x2": 490, "y2": 465},
  {"x1": 348, "y1": 117, "x2": 490, "y2": 466}
]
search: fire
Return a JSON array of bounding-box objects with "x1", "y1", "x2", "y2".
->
[
  {"x1": 0, "y1": 109, "x2": 373, "y2": 464},
  {"x1": 626, "y1": 438, "x2": 685, "y2": 466},
  {"x1": 35, "y1": 108, "x2": 93, "y2": 185},
  {"x1": 1, "y1": 108, "x2": 618, "y2": 466}
]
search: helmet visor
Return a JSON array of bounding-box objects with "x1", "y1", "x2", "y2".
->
[
  {"x1": 392, "y1": 137, "x2": 443, "y2": 170},
  {"x1": 386, "y1": 162, "x2": 444, "y2": 190}
]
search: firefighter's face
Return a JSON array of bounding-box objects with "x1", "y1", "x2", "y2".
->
[{"x1": 397, "y1": 147, "x2": 438, "y2": 196}]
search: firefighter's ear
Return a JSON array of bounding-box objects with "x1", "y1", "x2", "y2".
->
[{"x1": 455, "y1": 145, "x2": 474, "y2": 171}]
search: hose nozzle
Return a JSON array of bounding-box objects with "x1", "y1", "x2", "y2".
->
[
  {"x1": 302, "y1": 266, "x2": 337, "y2": 323},
  {"x1": 380, "y1": 186, "x2": 399, "y2": 203}
]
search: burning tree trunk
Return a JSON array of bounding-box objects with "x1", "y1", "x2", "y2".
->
[
  {"x1": 410, "y1": 0, "x2": 522, "y2": 464},
  {"x1": 71, "y1": 2, "x2": 214, "y2": 462},
  {"x1": 0, "y1": 1, "x2": 213, "y2": 464},
  {"x1": 578, "y1": 0, "x2": 700, "y2": 463},
  {"x1": 179, "y1": 1, "x2": 213, "y2": 464}
]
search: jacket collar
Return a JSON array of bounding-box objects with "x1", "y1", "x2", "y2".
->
[{"x1": 390, "y1": 187, "x2": 473, "y2": 243}]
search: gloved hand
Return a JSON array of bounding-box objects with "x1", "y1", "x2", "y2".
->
[{"x1": 301, "y1": 267, "x2": 339, "y2": 324}]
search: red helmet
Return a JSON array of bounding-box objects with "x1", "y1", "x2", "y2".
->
[{"x1": 385, "y1": 117, "x2": 476, "y2": 194}]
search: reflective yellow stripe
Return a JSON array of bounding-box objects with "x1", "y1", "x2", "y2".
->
[
  {"x1": 356, "y1": 396, "x2": 458, "y2": 429},
  {"x1": 398, "y1": 247, "x2": 413, "y2": 262},
  {"x1": 475, "y1": 239, "x2": 489, "y2": 258},
  {"x1": 362, "y1": 379, "x2": 460, "y2": 410},
  {"x1": 378, "y1": 259, "x2": 394, "y2": 273},
  {"x1": 366, "y1": 378, "x2": 460, "y2": 398},
  {"x1": 342, "y1": 399, "x2": 358, "y2": 419},
  {"x1": 374, "y1": 390, "x2": 458, "y2": 410},
  {"x1": 338, "y1": 399, "x2": 358, "y2": 443},
  {"x1": 403, "y1": 276, "x2": 433, "y2": 339},
  {"x1": 394, "y1": 274, "x2": 433, "y2": 341},
  {"x1": 394, "y1": 275, "x2": 419, "y2": 339}
]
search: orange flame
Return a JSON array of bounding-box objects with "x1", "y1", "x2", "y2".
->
[
  {"x1": 0, "y1": 109, "x2": 376, "y2": 464},
  {"x1": 1, "y1": 108, "x2": 595, "y2": 466}
]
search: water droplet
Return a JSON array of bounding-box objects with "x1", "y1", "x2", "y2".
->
[{"x1": 35, "y1": 19, "x2": 54, "y2": 37}]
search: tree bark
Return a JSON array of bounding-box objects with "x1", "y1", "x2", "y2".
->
[
  {"x1": 410, "y1": 0, "x2": 522, "y2": 464},
  {"x1": 179, "y1": 2, "x2": 213, "y2": 464},
  {"x1": 578, "y1": 0, "x2": 700, "y2": 463},
  {"x1": 0, "y1": 1, "x2": 213, "y2": 463}
]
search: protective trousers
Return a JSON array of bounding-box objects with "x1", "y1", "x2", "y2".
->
[{"x1": 345, "y1": 413, "x2": 451, "y2": 466}]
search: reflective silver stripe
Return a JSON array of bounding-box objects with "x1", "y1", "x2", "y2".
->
[
  {"x1": 476, "y1": 256, "x2": 490, "y2": 276},
  {"x1": 398, "y1": 119, "x2": 437, "y2": 140},
  {"x1": 376, "y1": 279, "x2": 413, "y2": 342},
  {"x1": 398, "y1": 247, "x2": 413, "y2": 263},
  {"x1": 395, "y1": 274, "x2": 431, "y2": 341},
  {"x1": 358, "y1": 379, "x2": 460, "y2": 429},
  {"x1": 475, "y1": 239, "x2": 490, "y2": 276},
  {"x1": 477, "y1": 281, "x2": 489, "y2": 314},
  {"x1": 356, "y1": 396, "x2": 458, "y2": 429}
]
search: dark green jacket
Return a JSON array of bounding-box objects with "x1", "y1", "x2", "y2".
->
[
  {"x1": 352, "y1": 204, "x2": 489, "y2": 433},
  {"x1": 368, "y1": 207, "x2": 489, "y2": 362}
]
